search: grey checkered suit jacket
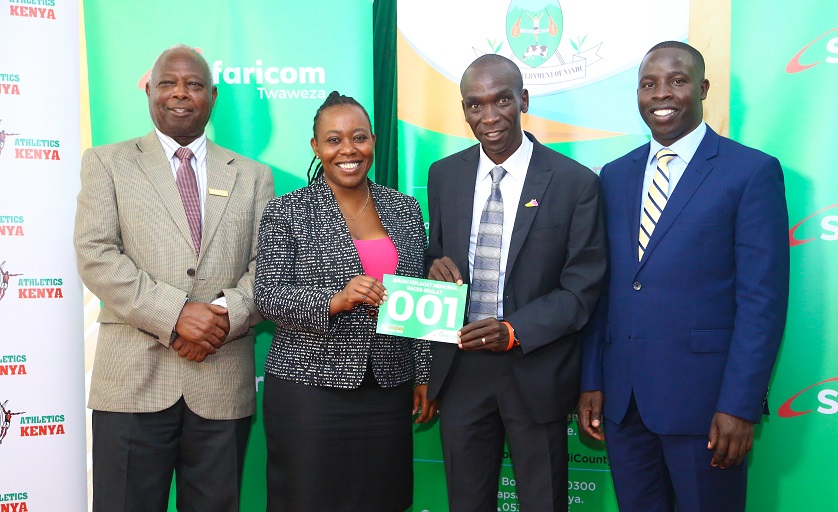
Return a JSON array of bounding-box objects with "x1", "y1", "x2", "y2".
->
[{"x1": 74, "y1": 131, "x2": 274, "y2": 419}]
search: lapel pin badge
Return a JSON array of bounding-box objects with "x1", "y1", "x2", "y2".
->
[
  {"x1": 525, "y1": 199, "x2": 539, "y2": 208},
  {"x1": 208, "y1": 188, "x2": 229, "y2": 197}
]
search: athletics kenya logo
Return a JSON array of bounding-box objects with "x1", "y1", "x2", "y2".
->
[
  {"x1": 786, "y1": 25, "x2": 838, "y2": 73},
  {"x1": 778, "y1": 377, "x2": 838, "y2": 417},
  {"x1": 1, "y1": 400, "x2": 25, "y2": 445},
  {"x1": 0, "y1": 121, "x2": 20, "y2": 158}
]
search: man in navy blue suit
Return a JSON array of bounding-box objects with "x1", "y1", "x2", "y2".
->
[{"x1": 578, "y1": 41, "x2": 789, "y2": 512}]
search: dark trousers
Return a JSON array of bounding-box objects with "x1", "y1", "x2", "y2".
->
[
  {"x1": 605, "y1": 395, "x2": 748, "y2": 512},
  {"x1": 439, "y1": 351, "x2": 568, "y2": 512},
  {"x1": 92, "y1": 397, "x2": 251, "y2": 512}
]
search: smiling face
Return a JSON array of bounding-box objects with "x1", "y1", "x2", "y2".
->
[
  {"x1": 637, "y1": 47, "x2": 709, "y2": 147},
  {"x1": 310, "y1": 104, "x2": 376, "y2": 191},
  {"x1": 146, "y1": 48, "x2": 217, "y2": 146},
  {"x1": 460, "y1": 59, "x2": 529, "y2": 164}
]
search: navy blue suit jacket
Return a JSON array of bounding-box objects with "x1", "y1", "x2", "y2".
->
[
  {"x1": 427, "y1": 133, "x2": 607, "y2": 423},
  {"x1": 581, "y1": 126, "x2": 790, "y2": 435}
]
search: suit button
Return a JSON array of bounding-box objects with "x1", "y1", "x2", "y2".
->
[
  {"x1": 632, "y1": 282, "x2": 642, "y2": 291},
  {"x1": 187, "y1": 268, "x2": 196, "y2": 277}
]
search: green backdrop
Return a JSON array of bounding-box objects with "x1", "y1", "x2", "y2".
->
[
  {"x1": 731, "y1": 1, "x2": 838, "y2": 510},
  {"x1": 83, "y1": 0, "x2": 838, "y2": 510},
  {"x1": 83, "y1": 1, "x2": 375, "y2": 510}
]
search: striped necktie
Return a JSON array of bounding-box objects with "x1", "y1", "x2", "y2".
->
[
  {"x1": 638, "y1": 148, "x2": 676, "y2": 261},
  {"x1": 175, "y1": 147, "x2": 202, "y2": 257},
  {"x1": 469, "y1": 165, "x2": 506, "y2": 323}
]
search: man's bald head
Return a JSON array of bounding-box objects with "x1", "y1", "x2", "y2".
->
[
  {"x1": 149, "y1": 44, "x2": 212, "y2": 86},
  {"x1": 460, "y1": 54, "x2": 524, "y2": 95}
]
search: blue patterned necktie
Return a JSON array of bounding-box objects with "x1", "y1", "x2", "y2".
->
[
  {"x1": 639, "y1": 148, "x2": 676, "y2": 261},
  {"x1": 469, "y1": 165, "x2": 506, "y2": 323}
]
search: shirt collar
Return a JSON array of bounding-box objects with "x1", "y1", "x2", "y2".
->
[
  {"x1": 648, "y1": 122, "x2": 707, "y2": 166},
  {"x1": 477, "y1": 131, "x2": 533, "y2": 183},
  {"x1": 154, "y1": 128, "x2": 208, "y2": 163}
]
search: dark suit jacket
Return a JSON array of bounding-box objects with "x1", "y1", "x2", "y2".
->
[
  {"x1": 581, "y1": 126, "x2": 790, "y2": 435},
  {"x1": 255, "y1": 177, "x2": 431, "y2": 388},
  {"x1": 426, "y1": 132, "x2": 607, "y2": 423}
]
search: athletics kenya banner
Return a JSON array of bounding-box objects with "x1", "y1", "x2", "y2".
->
[
  {"x1": 398, "y1": 0, "x2": 690, "y2": 509},
  {"x1": 82, "y1": 0, "x2": 374, "y2": 509},
  {"x1": 0, "y1": 0, "x2": 87, "y2": 510}
]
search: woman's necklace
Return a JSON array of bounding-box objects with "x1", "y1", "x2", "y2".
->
[{"x1": 341, "y1": 187, "x2": 370, "y2": 221}]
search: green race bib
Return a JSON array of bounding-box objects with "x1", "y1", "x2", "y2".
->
[{"x1": 376, "y1": 274, "x2": 468, "y2": 343}]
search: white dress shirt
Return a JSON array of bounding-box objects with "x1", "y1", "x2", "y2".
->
[{"x1": 468, "y1": 132, "x2": 534, "y2": 319}]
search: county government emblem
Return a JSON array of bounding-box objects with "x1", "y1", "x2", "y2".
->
[
  {"x1": 506, "y1": 0, "x2": 563, "y2": 68},
  {"x1": 498, "y1": 0, "x2": 605, "y2": 94},
  {"x1": 399, "y1": 0, "x2": 689, "y2": 97}
]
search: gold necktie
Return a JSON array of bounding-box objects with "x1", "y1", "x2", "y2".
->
[{"x1": 639, "y1": 148, "x2": 676, "y2": 261}]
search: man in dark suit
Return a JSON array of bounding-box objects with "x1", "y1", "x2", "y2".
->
[
  {"x1": 74, "y1": 45, "x2": 274, "y2": 511},
  {"x1": 578, "y1": 41, "x2": 789, "y2": 512},
  {"x1": 426, "y1": 54, "x2": 607, "y2": 511}
]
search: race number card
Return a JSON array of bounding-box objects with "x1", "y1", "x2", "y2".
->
[{"x1": 376, "y1": 274, "x2": 468, "y2": 343}]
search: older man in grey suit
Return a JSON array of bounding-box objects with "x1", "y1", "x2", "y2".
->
[{"x1": 74, "y1": 45, "x2": 274, "y2": 512}]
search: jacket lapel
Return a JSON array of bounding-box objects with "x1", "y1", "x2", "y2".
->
[
  {"x1": 200, "y1": 141, "x2": 237, "y2": 264},
  {"x1": 627, "y1": 146, "x2": 648, "y2": 266},
  {"x1": 453, "y1": 147, "x2": 479, "y2": 281},
  {"x1": 638, "y1": 128, "x2": 719, "y2": 269},
  {"x1": 505, "y1": 138, "x2": 553, "y2": 279},
  {"x1": 315, "y1": 178, "x2": 364, "y2": 276},
  {"x1": 136, "y1": 132, "x2": 195, "y2": 253}
]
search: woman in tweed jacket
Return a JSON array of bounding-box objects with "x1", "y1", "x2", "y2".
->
[{"x1": 255, "y1": 92, "x2": 435, "y2": 511}]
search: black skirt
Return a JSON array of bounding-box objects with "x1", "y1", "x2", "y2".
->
[{"x1": 263, "y1": 372, "x2": 414, "y2": 512}]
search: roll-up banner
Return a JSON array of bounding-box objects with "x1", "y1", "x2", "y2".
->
[
  {"x1": 0, "y1": 1, "x2": 87, "y2": 511},
  {"x1": 399, "y1": 1, "x2": 689, "y2": 509}
]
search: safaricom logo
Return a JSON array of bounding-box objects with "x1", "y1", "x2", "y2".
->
[
  {"x1": 212, "y1": 60, "x2": 325, "y2": 86},
  {"x1": 212, "y1": 60, "x2": 327, "y2": 100},
  {"x1": 136, "y1": 49, "x2": 327, "y2": 100},
  {"x1": 788, "y1": 203, "x2": 838, "y2": 247},
  {"x1": 778, "y1": 377, "x2": 838, "y2": 417},
  {"x1": 786, "y1": 26, "x2": 838, "y2": 73}
]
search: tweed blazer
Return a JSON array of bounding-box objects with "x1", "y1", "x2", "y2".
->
[
  {"x1": 74, "y1": 131, "x2": 275, "y2": 420},
  {"x1": 255, "y1": 177, "x2": 431, "y2": 389}
]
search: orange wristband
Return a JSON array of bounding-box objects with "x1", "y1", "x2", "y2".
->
[{"x1": 501, "y1": 321, "x2": 518, "y2": 351}]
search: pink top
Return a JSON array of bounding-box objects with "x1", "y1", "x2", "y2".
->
[{"x1": 353, "y1": 237, "x2": 398, "y2": 281}]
